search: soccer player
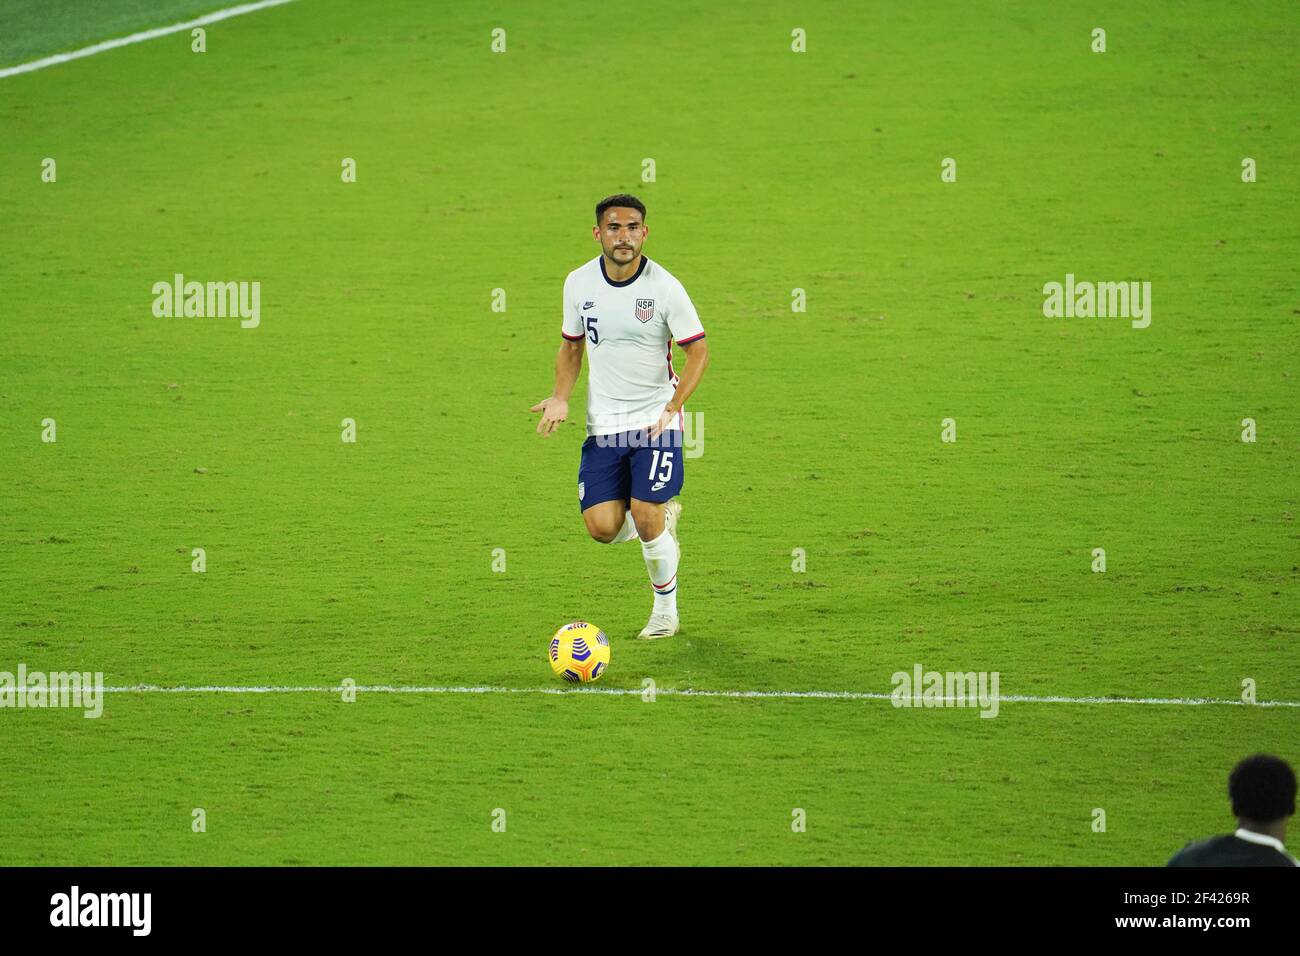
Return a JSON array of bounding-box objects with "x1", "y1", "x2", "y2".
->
[
  {"x1": 1167, "y1": 754, "x2": 1298, "y2": 866},
  {"x1": 532, "y1": 194, "x2": 710, "y2": 639}
]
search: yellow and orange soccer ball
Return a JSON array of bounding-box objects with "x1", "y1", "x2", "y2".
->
[{"x1": 548, "y1": 621, "x2": 610, "y2": 683}]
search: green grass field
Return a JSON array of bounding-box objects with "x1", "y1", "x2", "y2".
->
[{"x1": 1, "y1": 0, "x2": 1297, "y2": 866}]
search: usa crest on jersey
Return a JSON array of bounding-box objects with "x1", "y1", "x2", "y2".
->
[{"x1": 635, "y1": 298, "x2": 655, "y2": 323}]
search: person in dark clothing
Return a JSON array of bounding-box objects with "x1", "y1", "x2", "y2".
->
[{"x1": 1168, "y1": 754, "x2": 1298, "y2": 866}]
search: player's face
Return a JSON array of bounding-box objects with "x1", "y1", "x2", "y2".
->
[{"x1": 593, "y1": 208, "x2": 647, "y2": 264}]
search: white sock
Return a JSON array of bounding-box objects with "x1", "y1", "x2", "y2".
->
[
  {"x1": 611, "y1": 509, "x2": 639, "y2": 543},
  {"x1": 641, "y1": 527, "x2": 679, "y2": 616}
]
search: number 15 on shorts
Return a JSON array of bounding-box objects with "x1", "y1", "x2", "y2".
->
[{"x1": 648, "y1": 449, "x2": 674, "y2": 483}]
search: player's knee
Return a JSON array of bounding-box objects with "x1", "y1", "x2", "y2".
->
[
  {"x1": 584, "y1": 517, "x2": 620, "y2": 543},
  {"x1": 630, "y1": 502, "x2": 663, "y2": 538}
]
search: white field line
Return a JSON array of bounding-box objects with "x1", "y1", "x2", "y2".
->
[
  {"x1": 0, "y1": 0, "x2": 298, "y2": 80},
  {"x1": 93, "y1": 684, "x2": 1300, "y2": 707}
]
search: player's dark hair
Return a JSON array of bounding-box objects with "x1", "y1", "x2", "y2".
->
[
  {"x1": 1229, "y1": 754, "x2": 1296, "y2": 823},
  {"x1": 595, "y1": 193, "x2": 646, "y2": 224}
]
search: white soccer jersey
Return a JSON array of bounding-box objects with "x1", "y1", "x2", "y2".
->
[{"x1": 561, "y1": 255, "x2": 706, "y2": 437}]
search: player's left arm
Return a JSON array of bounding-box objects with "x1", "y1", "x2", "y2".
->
[
  {"x1": 650, "y1": 278, "x2": 709, "y2": 439},
  {"x1": 649, "y1": 336, "x2": 709, "y2": 439}
]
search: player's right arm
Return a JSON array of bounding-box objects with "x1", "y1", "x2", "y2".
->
[
  {"x1": 532, "y1": 337, "x2": 583, "y2": 436},
  {"x1": 532, "y1": 275, "x2": 586, "y2": 437}
]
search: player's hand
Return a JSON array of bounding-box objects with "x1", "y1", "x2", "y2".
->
[
  {"x1": 531, "y1": 396, "x2": 568, "y2": 436},
  {"x1": 648, "y1": 405, "x2": 677, "y2": 441}
]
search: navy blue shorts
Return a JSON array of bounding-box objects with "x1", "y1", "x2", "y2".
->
[{"x1": 578, "y1": 428, "x2": 684, "y2": 511}]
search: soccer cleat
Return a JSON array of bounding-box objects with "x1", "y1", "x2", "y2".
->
[
  {"x1": 664, "y1": 498, "x2": 682, "y2": 560},
  {"x1": 637, "y1": 612, "x2": 680, "y2": 640}
]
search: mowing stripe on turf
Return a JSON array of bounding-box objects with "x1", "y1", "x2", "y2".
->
[
  {"x1": 0, "y1": 0, "x2": 297, "y2": 80},
  {"x1": 93, "y1": 685, "x2": 1300, "y2": 707}
]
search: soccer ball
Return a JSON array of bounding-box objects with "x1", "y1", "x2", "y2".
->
[{"x1": 548, "y1": 621, "x2": 610, "y2": 683}]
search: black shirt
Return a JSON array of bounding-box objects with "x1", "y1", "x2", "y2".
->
[{"x1": 1167, "y1": 832, "x2": 1298, "y2": 867}]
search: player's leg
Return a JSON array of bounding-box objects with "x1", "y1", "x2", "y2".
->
[
  {"x1": 583, "y1": 499, "x2": 636, "y2": 543},
  {"x1": 628, "y1": 496, "x2": 665, "y2": 540},
  {"x1": 629, "y1": 429, "x2": 685, "y2": 638},
  {"x1": 630, "y1": 496, "x2": 679, "y2": 630},
  {"x1": 578, "y1": 435, "x2": 638, "y2": 543}
]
